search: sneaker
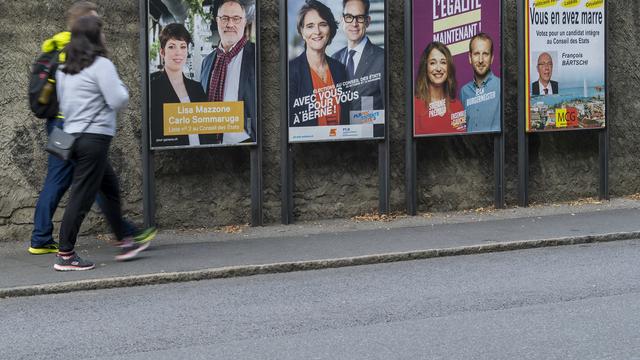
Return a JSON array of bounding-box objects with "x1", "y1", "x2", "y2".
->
[
  {"x1": 29, "y1": 242, "x2": 59, "y2": 255},
  {"x1": 115, "y1": 240, "x2": 150, "y2": 261},
  {"x1": 53, "y1": 253, "x2": 95, "y2": 271},
  {"x1": 133, "y1": 227, "x2": 157, "y2": 246}
]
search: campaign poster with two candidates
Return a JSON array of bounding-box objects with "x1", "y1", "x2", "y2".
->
[
  {"x1": 148, "y1": 0, "x2": 258, "y2": 149},
  {"x1": 526, "y1": 0, "x2": 606, "y2": 132},
  {"x1": 412, "y1": 0, "x2": 502, "y2": 137},
  {"x1": 287, "y1": 0, "x2": 386, "y2": 142}
]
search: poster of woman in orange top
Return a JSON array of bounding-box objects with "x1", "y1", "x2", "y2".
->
[{"x1": 287, "y1": 0, "x2": 386, "y2": 142}]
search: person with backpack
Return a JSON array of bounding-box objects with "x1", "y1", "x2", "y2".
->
[
  {"x1": 54, "y1": 15, "x2": 150, "y2": 270},
  {"x1": 28, "y1": 1, "x2": 156, "y2": 255}
]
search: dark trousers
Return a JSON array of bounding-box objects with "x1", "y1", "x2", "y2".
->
[
  {"x1": 59, "y1": 133, "x2": 127, "y2": 252},
  {"x1": 32, "y1": 120, "x2": 136, "y2": 247}
]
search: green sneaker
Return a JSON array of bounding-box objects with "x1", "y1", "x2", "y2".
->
[
  {"x1": 28, "y1": 242, "x2": 59, "y2": 255},
  {"x1": 133, "y1": 227, "x2": 157, "y2": 246}
]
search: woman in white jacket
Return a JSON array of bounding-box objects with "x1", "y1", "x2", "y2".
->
[{"x1": 54, "y1": 15, "x2": 150, "y2": 271}]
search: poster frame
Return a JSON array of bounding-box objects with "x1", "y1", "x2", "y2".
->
[
  {"x1": 283, "y1": 0, "x2": 389, "y2": 144},
  {"x1": 518, "y1": 0, "x2": 609, "y2": 206},
  {"x1": 410, "y1": 0, "x2": 504, "y2": 139},
  {"x1": 523, "y1": 1, "x2": 607, "y2": 134},
  {"x1": 147, "y1": 1, "x2": 259, "y2": 150},
  {"x1": 141, "y1": 0, "x2": 263, "y2": 226},
  {"x1": 280, "y1": 0, "x2": 390, "y2": 224},
  {"x1": 405, "y1": 0, "x2": 505, "y2": 215}
]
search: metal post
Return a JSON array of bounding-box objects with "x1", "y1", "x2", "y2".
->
[
  {"x1": 250, "y1": 2, "x2": 263, "y2": 226},
  {"x1": 280, "y1": 0, "x2": 293, "y2": 224},
  {"x1": 599, "y1": 130, "x2": 609, "y2": 200},
  {"x1": 250, "y1": 148, "x2": 262, "y2": 225},
  {"x1": 494, "y1": 134, "x2": 505, "y2": 208},
  {"x1": 599, "y1": 2, "x2": 609, "y2": 201},
  {"x1": 494, "y1": 0, "x2": 505, "y2": 209},
  {"x1": 405, "y1": 0, "x2": 417, "y2": 216},
  {"x1": 378, "y1": 139, "x2": 390, "y2": 214},
  {"x1": 517, "y1": 0, "x2": 529, "y2": 207},
  {"x1": 378, "y1": 0, "x2": 390, "y2": 215},
  {"x1": 139, "y1": 0, "x2": 155, "y2": 227}
]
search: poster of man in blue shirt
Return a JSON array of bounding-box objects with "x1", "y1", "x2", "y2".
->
[{"x1": 459, "y1": 33, "x2": 501, "y2": 133}]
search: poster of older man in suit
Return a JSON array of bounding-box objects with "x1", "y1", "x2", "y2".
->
[
  {"x1": 287, "y1": 0, "x2": 386, "y2": 142},
  {"x1": 147, "y1": 0, "x2": 257, "y2": 149},
  {"x1": 525, "y1": 0, "x2": 606, "y2": 132}
]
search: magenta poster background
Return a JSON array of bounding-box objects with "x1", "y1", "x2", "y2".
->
[
  {"x1": 412, "y1": 0, "x2": 502, "y2": 104},
  {"x1": 412, "y1": 0, "x2": 502, "y2": 90}
]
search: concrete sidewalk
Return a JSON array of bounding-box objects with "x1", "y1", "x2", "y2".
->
[{"x1": 1, "y1": 198, "x2": 639, "y2": 298}]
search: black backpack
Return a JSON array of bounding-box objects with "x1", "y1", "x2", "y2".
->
[{"x1": 28, "y1": 50, "x2": 61, "y2": 119}]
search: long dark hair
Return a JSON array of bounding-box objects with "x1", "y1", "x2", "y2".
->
[
  {"x1": 63, "y1": 15, "x2": 108, "y2": 75},
  {"x1": 415, "y1": 42, "x2": 457, "y2": 108}
]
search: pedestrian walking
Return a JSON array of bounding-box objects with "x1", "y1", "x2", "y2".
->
[
  {"x1": 54, "y1": 15, "x2": 150, "y2": 271},
  {"x1": 28, "y1": 1, "x2": 156, "y2": 256}
]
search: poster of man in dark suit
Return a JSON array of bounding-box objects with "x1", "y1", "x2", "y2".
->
[
  {"x1": 331, "y1": 0, "x2": 384, "y2": 117},
  {"x1": 531, "y1": 52, "x2": 559, "y2": 96}
]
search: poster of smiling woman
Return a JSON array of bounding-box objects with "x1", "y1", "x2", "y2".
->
[
  {"x1": 147, "y1": 0, "x2": 257, "y2": 149},
  {"x1": 287, "y1": 0, "x2": 386, "y2": 142},
  {"x1": 525, "y1": 0, "x2": 606, "y2": 132},
  {"x1": 412, "y1": 0, "x2": 502, "y2": 137}
]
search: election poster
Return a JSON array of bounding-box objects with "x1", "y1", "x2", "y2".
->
[
  {"x1": 526, "y1": 0, "x2": 606, "y2": 132},
  {"x1": 287, "y1": 0, "x2": 386, "y2": 143},
  {"x1": 147, "y1": 0, "x2": 258, "y2": 149},
  {"x1": 412, "y1": 0, "x2": 502, "y2": 137}
]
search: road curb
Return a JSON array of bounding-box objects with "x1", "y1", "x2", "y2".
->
[{"x1": 2, "y1": 231, "x2": 639, "y2": 299}]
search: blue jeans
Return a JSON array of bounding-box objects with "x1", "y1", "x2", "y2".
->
[{"x1": 31, "y1": 119, "x2": 136, "y2": 247}]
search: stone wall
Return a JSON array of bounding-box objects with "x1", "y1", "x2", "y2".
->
[{"x1": 1, "y1": 1, "x2": 639, "y2": 241}]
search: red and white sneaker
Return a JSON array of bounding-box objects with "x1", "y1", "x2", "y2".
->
[
  {"x1": 115, "y1": 239, "x2": 150, "y2": 261},
  {"x1": 53, "y1": 253, "x2": 95, "y2": 271}
]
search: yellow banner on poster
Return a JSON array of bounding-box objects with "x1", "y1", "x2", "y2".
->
[
  {"x1": 561, "y1": 0, "x2": 580, "y2": 8},
  {"x1": 533, "y1": 0, "x2": 557, "y2": 7},
  {"x1": 163, "y1": 101, "x2": 244, "y2": 136},
  {"x1": 585, "y1": 0, "x2": 603, "y2": 8}
]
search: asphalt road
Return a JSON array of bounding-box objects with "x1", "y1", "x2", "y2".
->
[{"x1": 2, "y1": 240, "x2": 640, "y2": 359}]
